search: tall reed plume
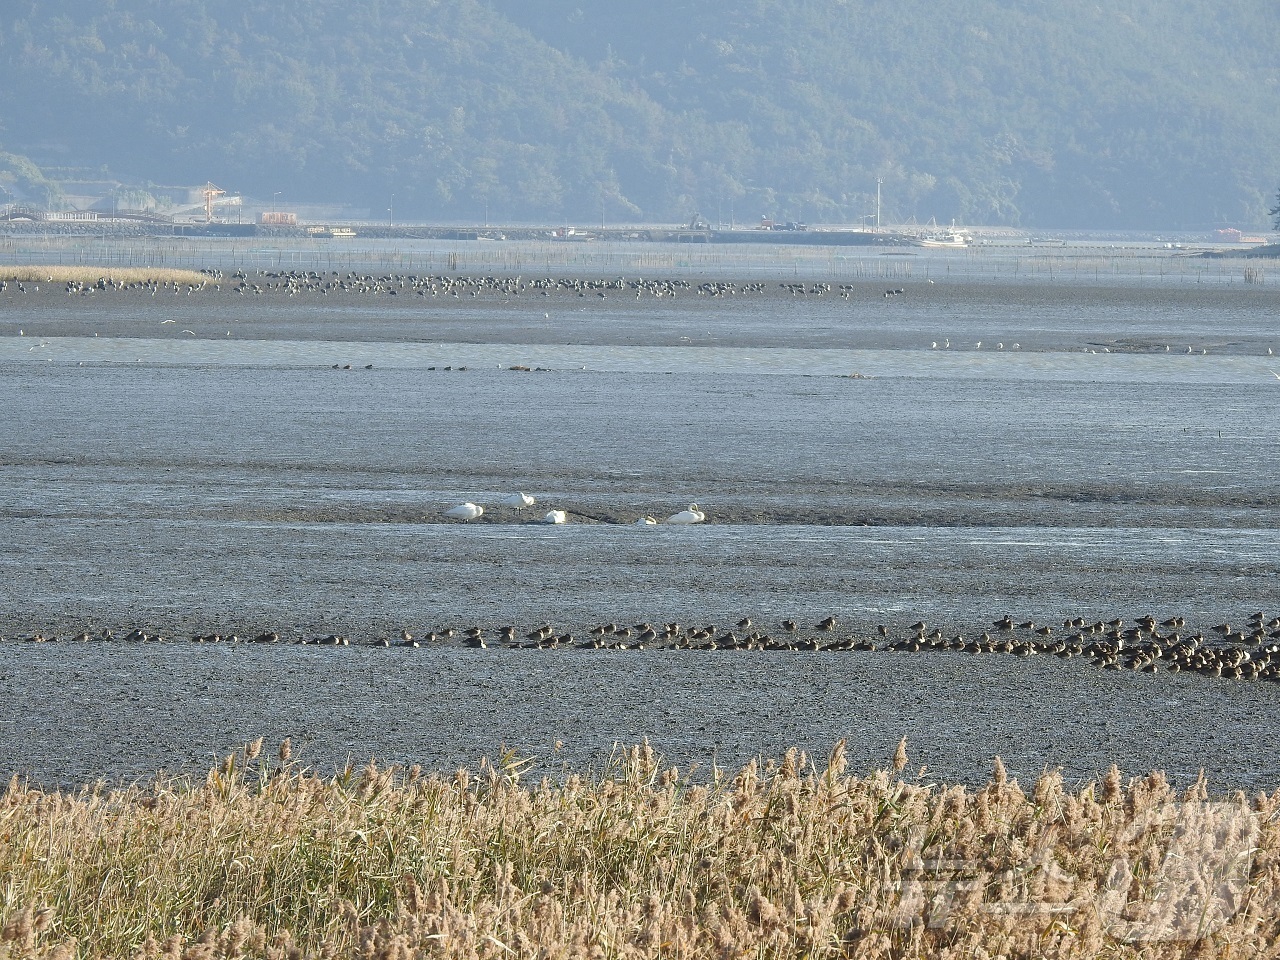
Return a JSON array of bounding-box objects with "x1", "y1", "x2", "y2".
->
[{"x1": 1, "y1": 739, "x2": 1276, "y2": 959}]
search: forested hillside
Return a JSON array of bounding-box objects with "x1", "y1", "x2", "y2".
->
[{"x1": 0, "y1": 0, "x2": 1276, "y2": 229}]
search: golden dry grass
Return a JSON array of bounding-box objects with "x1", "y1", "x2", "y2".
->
[
  {"x1": 1, "y1": 740, "x2": 1276, "y2": 959},
  {"x1": 0, "y1": 266, "x2": 208, "y2": 285}
]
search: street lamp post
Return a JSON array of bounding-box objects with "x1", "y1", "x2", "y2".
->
[
  {"x1": 389, "y1": 194, "x2": 394, "y2": 228},
  {"x1": 272, "y1": 191, "x2": 281, "y2": 215}
]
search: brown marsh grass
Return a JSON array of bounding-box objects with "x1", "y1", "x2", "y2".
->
[
  {"x1": 1, "y1": 739, "x2": 1276, "y2": 959},
  {"x1": 0, "y1": 266, "x2": 208, "y2": 285}
]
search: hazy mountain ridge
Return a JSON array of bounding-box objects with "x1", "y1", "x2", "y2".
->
[{"x1": 0, "y1": 0, "x2": 1276, "y2": 228}]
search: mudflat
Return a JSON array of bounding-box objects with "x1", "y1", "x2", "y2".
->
[{"x1": 1, "y1": 256, "x2": 1277, "y2": 787}]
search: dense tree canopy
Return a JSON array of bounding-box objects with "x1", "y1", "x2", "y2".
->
[{"x1": 0, "y1": 0, "x2": 1277, "y2": 228}]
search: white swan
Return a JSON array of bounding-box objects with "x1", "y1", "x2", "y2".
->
[
  {"x1": 444, "y1": 502, "x2": 483, "y2": 520},
  {"x1": 501, "y1": 492, "x2": 536, "y2": 508},
  {"x1": 635, "y1": 516, "x2": 659, "y2": 526},
  {"x1": 666, "y1": 503, "x2": 705, "y2": 524},
  {"x1": 542, "y1": 509, "x2": 567, "y2": 524}
]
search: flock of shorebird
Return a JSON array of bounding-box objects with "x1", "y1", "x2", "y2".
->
[
  {"x1": 7, "y1": 613, "x2": 1279, "y2": 684},
  {"x1": 0, "y1": 270, "x2": 904, "y2": 302},
  {"x1": 442, "y1": 494, "x2": 704, "y2": 526},
  {"x1": 9, "y1": 270, "x2": 1277, "y2": 362},
  {"x1": 202, "y1": 271, "x2": 860, "y2": 301}
]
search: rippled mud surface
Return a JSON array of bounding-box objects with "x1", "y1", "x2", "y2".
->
[
  {"x1": 1, "y1": 258, "x2": 1278, "y2": 788},
  {"x1": 4, "y1": 643, "x2": 1280, "y2": 793}
]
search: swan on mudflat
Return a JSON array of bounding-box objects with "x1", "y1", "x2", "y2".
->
[
  {"x1": 666, "y1": 504, "x2": 705, "y2": 524},
  {"x1": 635, "y1": 516, "x2": 659, "y2": 526},
  {"x1": 502, "y1": 492, "x2": 536, "y2": 508},
  {"x1": 542, "y1": 509, "x2": 567, "y2": 524},
  {"x1": 444, "y1": 502, "x2": 483, "y2": 520}
]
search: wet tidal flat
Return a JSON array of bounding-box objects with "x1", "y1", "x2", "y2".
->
[
  {"x1": 1, "y1": 263, "x2": 1278, "y2": 788},
  {"x1": 3, "y1": 642, "x2": 1280, "y2": 793}
]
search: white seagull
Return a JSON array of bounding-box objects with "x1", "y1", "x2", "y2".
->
[{"x1": 444, "y1": 502, "x2": 483, "y2": 520}]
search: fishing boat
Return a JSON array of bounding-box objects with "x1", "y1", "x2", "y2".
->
[{"x1": 916, "y1": 221, "x2": 973, "y2": 248}]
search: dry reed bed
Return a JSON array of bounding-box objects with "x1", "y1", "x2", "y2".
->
[
  {"x1": 0, "y1": 266, "x2": 208, "y2": 285},
  {"x1": 1, "y1": 740, "x2": 1276, "y2": 959}
]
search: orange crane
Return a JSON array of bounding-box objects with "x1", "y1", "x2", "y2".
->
[{"x1": 201, "y1": 182, "x2": 225, "y2": 222}]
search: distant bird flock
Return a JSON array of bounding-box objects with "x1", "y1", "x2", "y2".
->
[
  {"x1": 0, "y1": 269, "x2": 895, "y2": 302},
  {"x1": 6, "y1": 270, "x2": 1274, "y2": 360},
  {"x1": 9, "y1": 613, "x2": 1280, "y2": 690}
]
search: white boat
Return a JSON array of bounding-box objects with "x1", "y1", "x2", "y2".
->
[
  {"x1": 917, "y1": 229, "x2": 972, "y2": 248},
  {"x1": 915, "y1": 219, "x2": 972, "y2": 248}
]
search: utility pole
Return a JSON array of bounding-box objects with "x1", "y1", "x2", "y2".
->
[
  {"x1": 876, "y1": 178, "x2": 883, "y2": 230},
  {"x1": 389, "y1": 194, "x2": 394, "y2": 227}
]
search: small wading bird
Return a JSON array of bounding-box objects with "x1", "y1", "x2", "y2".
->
[
  {"x1": 666, "y1": 504, "x2": 705, "y2": 524},
  {"x1": 444, "y1": 502, "x2": 483, "y2": 520}
]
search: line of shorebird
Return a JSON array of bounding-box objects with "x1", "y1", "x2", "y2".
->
[
  {"x1": 8, "y1": 613, "x2": 1280, "y2": 681},
  {"x1": 1, "y1": 278, "x2": 215, "y2": 296},
  {"x1": 11, "y1": 271, "x2": 1275, "y2": 358},
  {"x1": 0, "y1": 271, "x2": 888, "y2": 301},
  {"x1": 202, "y1": 271, "x2": 848, "y2": 300}
]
